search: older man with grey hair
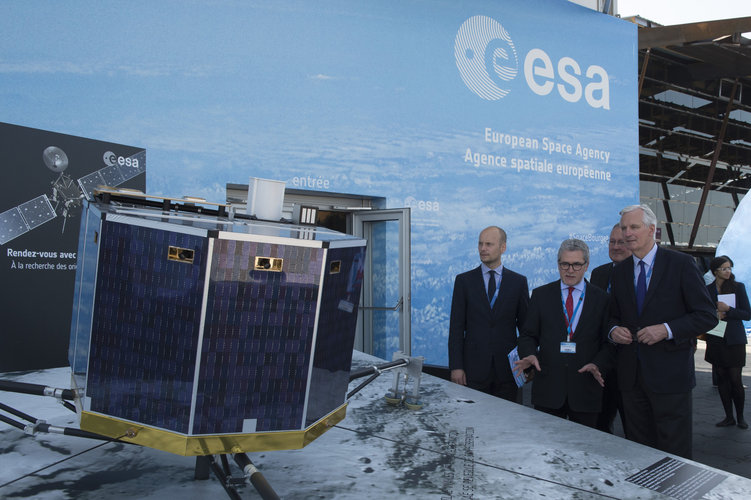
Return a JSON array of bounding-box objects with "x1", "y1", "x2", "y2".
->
[
  {"x1": 608, "y1": 204, "x2": 717, "y2": 458},
  {"x1": 514, "y1": 238, "x2": 614, "y2": 428}
]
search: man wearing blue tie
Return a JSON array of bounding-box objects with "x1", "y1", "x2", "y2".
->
[
  {"x1": 449, "y1": 226, "x2": 529, "y2": 403},
  {"x1": 608, "y1": 205, "x2": 717, "y2": 459}
]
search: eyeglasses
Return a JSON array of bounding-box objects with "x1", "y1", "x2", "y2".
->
[
  {"x1": 558, "y1": 262, "x2": 585, "y2": 271},
  {"x1": 718, "y1": 267, "x2": 732, "y2": 272}
]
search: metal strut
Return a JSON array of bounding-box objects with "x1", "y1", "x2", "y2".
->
[
  {"x1": 346, "y1": 352, "x2": 425, "y2": 409},
  {"x1": 347, "y1": 358, "x2": 409, "y2": 399},
  {"x1": 0, "y1": 379, "x2": 76, "y2": 400},
  {"x1": 234, "y1": 453, "x2": 280, "y2": 500},
  {"x1": 200, "y1": 454, "x2": 280, "y2": 500},
  {"x1": 0, "y1": 400, "x2": 129, "y2": 443}
]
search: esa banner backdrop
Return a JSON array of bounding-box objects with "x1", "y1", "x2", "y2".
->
[
  {"x1": 0, "y1": 123, "x2": 146, "y2": 371},
  {"x1": 0, "y1": 0, "x2": 638, "y2": 366},
  {"x1": 158, "y1": 1, "x2": 637, "y2": 364}
]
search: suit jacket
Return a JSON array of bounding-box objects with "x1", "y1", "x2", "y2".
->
[
  {"x1": 448, "y1": 265, "x2": 529, "y2": 384},
  {"x1": 608, "y1": 247, "x2": 717, "y2": 394},
  {"x1": 707, "y1": 281, "x2": 751, "y2": 346},
  {"x1": 518, "y1": 280, "x2": 614, "y2": 412},
  {"x1": 590, "y1": 262, "x2": 614, "y2": 292}
]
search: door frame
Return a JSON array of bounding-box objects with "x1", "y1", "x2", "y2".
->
[{"x1": 352, "y1": 208, "x2": 411, "y2": 356}]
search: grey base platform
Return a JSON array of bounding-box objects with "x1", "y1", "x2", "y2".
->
[{"x1": 1, "y1": 350, "x2": 750, "y2": 499}]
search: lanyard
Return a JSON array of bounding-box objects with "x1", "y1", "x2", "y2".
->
[
  {"x1": 561, "y1": 287, "x2": 585, "y2": 341},
  {"x1": 489, "y1": 280, "x2": 500, "y2": 308}
]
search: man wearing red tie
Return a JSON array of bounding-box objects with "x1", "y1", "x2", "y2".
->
[
  {"x1": 608, "y1": 204, "x2": 717, "y2": 459},
  {"x1": 514, "y1": 239, "x2": 613, "y2": 427}
]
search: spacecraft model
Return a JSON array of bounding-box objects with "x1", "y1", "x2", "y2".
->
[
  {"x1": 69, "y1": 189, "x2": 368, "y2": 456},
  {"x1": 0, "y1": 189, "x2": 424, "y2": 499}
]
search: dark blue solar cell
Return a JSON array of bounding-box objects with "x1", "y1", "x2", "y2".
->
[
  {"x1": 86, "y1": 221, "x2": 208, "y2": 433},
  {"x1": 305, "y1": 246, "x2": 364, "y2": 426},
  {"x1": 79, "y1": 205, "x2": 364, "y2": 440},
  {"x1": 192, "y1": 240, "x2": 322, "y2": 434}
]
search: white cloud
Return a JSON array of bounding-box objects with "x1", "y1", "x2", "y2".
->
[{"x1": 0, "y1": 59, "x2": 216, "y2": 78}]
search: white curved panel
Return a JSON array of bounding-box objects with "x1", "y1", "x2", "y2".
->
[{"x1": 716, "y1": 194, "x2": 751, "y2": 333}]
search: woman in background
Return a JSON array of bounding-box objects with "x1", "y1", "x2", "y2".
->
[{"x1": 706, "y1": 256, "x2": 751, "y2": 429}]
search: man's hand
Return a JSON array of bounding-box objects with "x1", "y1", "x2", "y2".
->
[
  {"x1": 610, "y1": 326, "x2": 633, "y2": 344},
  {"x1": 636, "y1": 324, "x2": 668, "y2": 345},
  {"x1": 578, "y1": 363, "x2": 604, "y2": 387},
  {"x1": 451, "y1": 369, "x2": 467, "y2": 386},
  {"x1": 513, "y1": 355, "x2": 540, "y2": 378}
]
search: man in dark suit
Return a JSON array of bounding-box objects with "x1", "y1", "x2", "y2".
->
[
  {"x1": 514, "y1": 239, "x2": 614, "y2": 427},
  {"x1": 449, "y1": 226, "x2": 529, "y2": 403},
  {"x1": 609, "y1": 204, "x2": 717, "y2": 459},
  {"x1": 590, "y1": 223, "x2": 631, "y2": 434},
  {"x1": 590, "y1": 223, "x2": 631, "y2": 293}
]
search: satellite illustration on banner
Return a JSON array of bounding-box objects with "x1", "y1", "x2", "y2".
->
[{"x1": 0, "y1": 147, "x2": 146, "y2": 245}]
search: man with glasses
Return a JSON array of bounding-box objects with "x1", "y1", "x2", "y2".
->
[
  {"x1": 513, "y1": 239, "x2": 613, "y2": 427},
  {"x1": 590, "y1": 223, "x2": 631, "y2": 293},
  {"x1": 449, "y1": 226, "x2": 529, "y2": 403},
  {"x1": 590, "y1": 223, "x2": 632, "y2": 434},
  {"x1": 608, "y1": 204, "x2": 717, "y2": 459}
]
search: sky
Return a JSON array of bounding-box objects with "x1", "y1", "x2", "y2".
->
[{"x1": 617, "y1": 0, "x2": 751, "y2": 26}]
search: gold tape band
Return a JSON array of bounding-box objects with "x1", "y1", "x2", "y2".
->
[{"x1": 80, "y1": 403, "x2": 347, "y2": 456}]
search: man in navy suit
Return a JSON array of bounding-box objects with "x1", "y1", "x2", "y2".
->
[
  {"x1": 609, "y1": 204, "x2": 717, "y2": 459},
  {"x1": 448, "y1": 226, "x2": 529, "y2": 403},
  {"x1": 590, "y1": 223, "x2": 631, "y2": 434},
  {"x1": 514, "y1": 239, "x2": 614, "y2": 427},
  {"x1": 590, "y1": 223, "x2": 631, "y2": 294}
]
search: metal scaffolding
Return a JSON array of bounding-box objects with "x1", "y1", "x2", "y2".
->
[{"x1": 631, "y1": 16, "x2": 751, "y2": 251}]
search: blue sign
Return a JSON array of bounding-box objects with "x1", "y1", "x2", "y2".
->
[{"x1": 0, "y1": 0, "x2": 638, "y2": 365}]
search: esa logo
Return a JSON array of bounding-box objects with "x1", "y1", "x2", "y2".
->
[
  {"x1": 454, "y1": 15, "x2": 610, "y2": 109},
  {"x1": 103, "y1": 151, "x2": 140, "y2": 168},
  {"x1": 404, "y1": 196, "x2": 440, "y2": 212}
]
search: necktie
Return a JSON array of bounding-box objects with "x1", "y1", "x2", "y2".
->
[
  {"x1": 487, "y1": 270, "x2": 496, "y2": 302},
  {"x1": 565, "y1": 286, "x2": 574, "y2": 325},
  {"x1": 636, "y1": 260, "x2": 647, "y2": 314}
]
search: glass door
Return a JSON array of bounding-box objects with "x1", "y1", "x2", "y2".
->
[{"x1": 352, "y1": 209, "x2": 411, "y2": 358}]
